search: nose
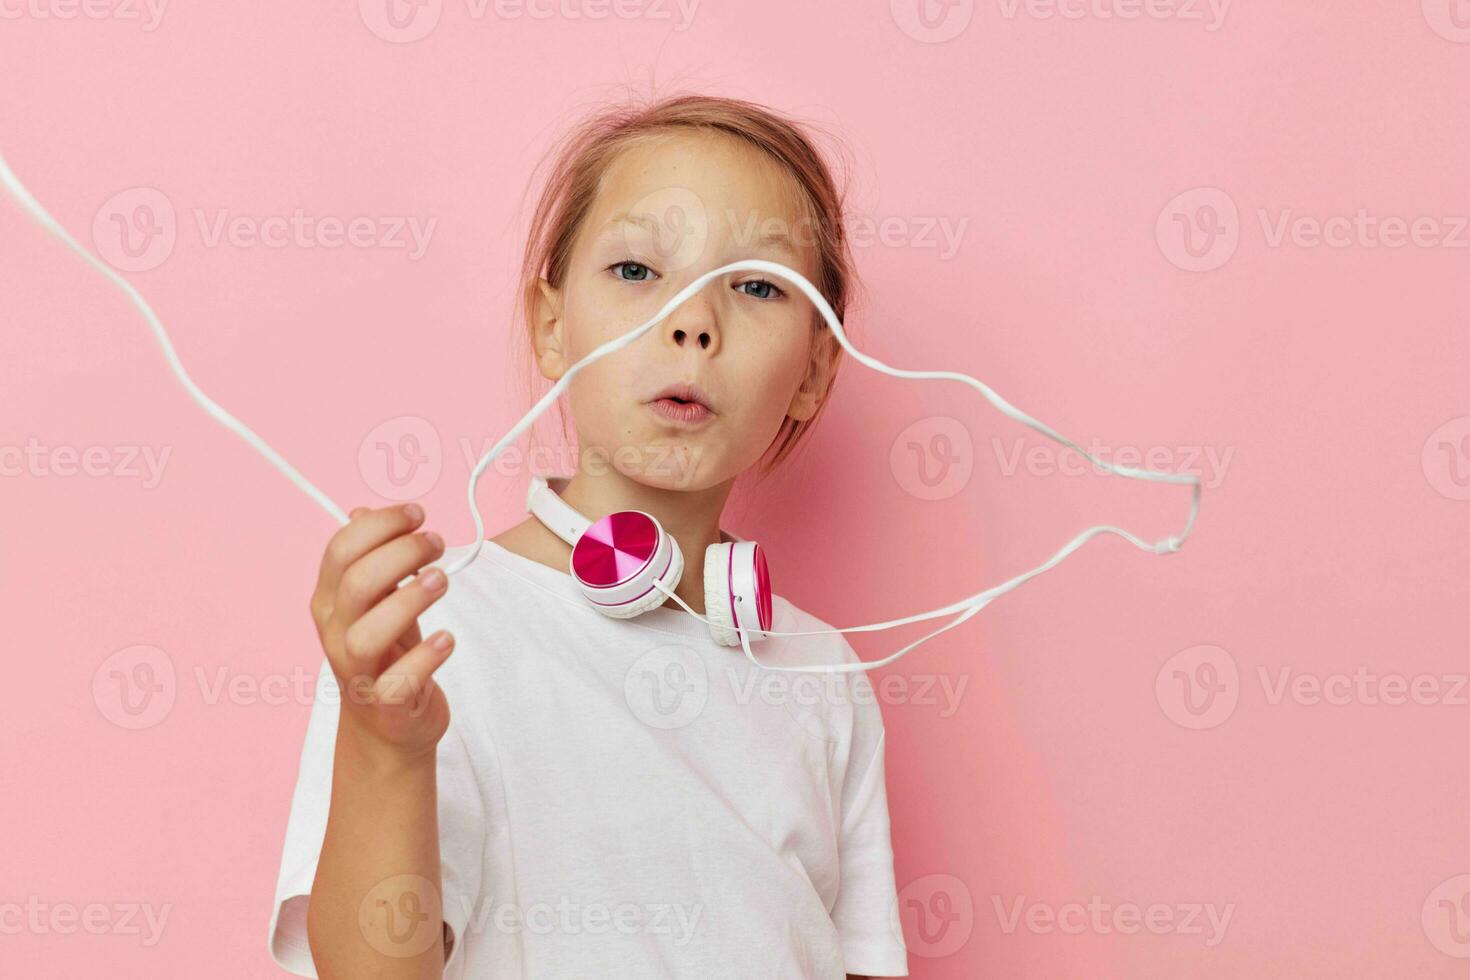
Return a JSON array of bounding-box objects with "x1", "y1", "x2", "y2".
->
[{"x1": 661, "y1": 288, "x2": 721, "y2": 355}]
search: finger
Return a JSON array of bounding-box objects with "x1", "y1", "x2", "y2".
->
[
  {"x1": 312, "y1": 504, "x2": 429, "y2": 632},
  {"x1": 374, "y1": 630, "x2": 455, "y2": 715},
  {"x1": 333, "y1": 525, "x2": 446, "y2": 630},
  {"x1": 339, "y1": 562, "x2": 449, "y2": 676},
  {"x1": 316, "y1": 503, "x2": 426, "y2": 599}
]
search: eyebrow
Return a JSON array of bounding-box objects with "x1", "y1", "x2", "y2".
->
[
  {"x1": 603, "y1": 211, "x2": 660, "y2": 236},
  {"x1": 600, "y1": 210, "x2": 803, "y2": 261}
]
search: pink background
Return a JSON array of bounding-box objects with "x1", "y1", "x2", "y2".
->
[{"x1": 3, "y1": 2, "x2": 1468, "y2": 977}]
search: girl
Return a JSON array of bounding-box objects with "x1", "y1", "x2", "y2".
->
[{"x1": 267, "y1": 94, "x2": 909, "y2": 979}]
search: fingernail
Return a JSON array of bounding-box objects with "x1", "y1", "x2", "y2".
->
[
  {"x1": 432, "y1": 631, "x2": 453, "y2": 651},
  {"x1": 425, "y1": 531, "x2": 444, "y2": 550},
  {"x1": 419, "y1": 568, "x2": 446, "y2": 592},
  {"x1": 404, "y1": 503, "x2": 424, "y2": 523}
]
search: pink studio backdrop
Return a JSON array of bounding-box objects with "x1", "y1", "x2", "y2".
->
[{"x1": 3, "y1": 3, "x2": 1467, "y2": 978}]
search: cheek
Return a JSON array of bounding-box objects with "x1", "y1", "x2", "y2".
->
[
  {"x1": 565, "y1": 357, "x2": 639, "y2": 444},
  {"x1": 572, "y1": 272, "x2": 667, "y2": 349},
  {"x1": 738, "y1": 334, "x2": 811, "y2": 419},
  {"x1": 768, "y1": 328, "x2": 814, "y2": 387},
  {"x1": 560, "y1": 295, "x2": 642, "y2": 390},
  {"x1": 556, "y1": 315, "x2": 621, "y2": 424}
]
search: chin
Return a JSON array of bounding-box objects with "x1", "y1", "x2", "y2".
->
[{"x1": 628, "y1": 442, "x2": 713, "y2": 491}]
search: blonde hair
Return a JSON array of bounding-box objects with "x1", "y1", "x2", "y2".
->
[{"x1": 512, "y1": 92, "x2": 862, "y2": 480}]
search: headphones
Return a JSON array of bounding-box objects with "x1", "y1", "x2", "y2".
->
[
  {"x1": 0, "y1": 147, "x2": 1202, "y2": 673},
  {"x1": 525, "y1": 473, "x2": 773, "y2": 647}
]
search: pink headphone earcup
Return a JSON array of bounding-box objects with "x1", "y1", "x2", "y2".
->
[{"x1": 570, "y1": 510, "x2": 683, "y2": 620}]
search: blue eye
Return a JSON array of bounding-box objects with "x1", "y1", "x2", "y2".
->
[
  {"x1": 610, "y1": 261, "x2": 656, "y2": 282},
  {"x1": 610, "y1": 262, "x2": 783, "y2": 300},
  {"x1": 736, "y1": 279, "x2": 784, "y2": 300}
]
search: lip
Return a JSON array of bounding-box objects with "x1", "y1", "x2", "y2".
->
[
  {"x1": 648, "y1": 382, "x2": 716, "y2": 413},
  {"x1": 648, "y1": 398, "x2": 714, "y2": 427},
  {"x1": 646, "y1": 382, "x2": 716, "y2": 427}
]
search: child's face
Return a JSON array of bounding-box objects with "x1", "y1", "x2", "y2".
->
[{"x1": 533, "y1": 130, "x2": 832, "y2": 491}]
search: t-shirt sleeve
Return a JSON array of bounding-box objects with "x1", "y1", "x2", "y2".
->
[
  {"x1": 831, "y1": 669, "x2": 910, "y2": 977},
  {"x1": 266, "y1": 654, "x2": 486, "y2": 978}
]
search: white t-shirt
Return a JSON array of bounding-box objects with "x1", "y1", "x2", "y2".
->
[{"x1": 267, "y1": 538, "x2": 909, "y2": 978}]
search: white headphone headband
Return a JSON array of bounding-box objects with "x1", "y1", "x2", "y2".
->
[{"x1": 525, "y1": 474, "x2": 589, "y2": 547}]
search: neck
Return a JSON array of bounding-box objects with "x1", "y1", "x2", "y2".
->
[{"x1": 556, "y1": 466, "x2": 736, "y2": 616}]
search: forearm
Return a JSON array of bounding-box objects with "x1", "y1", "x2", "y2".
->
[{"x1": 307, "y1": 721, "x2": 447, "y2": 979}]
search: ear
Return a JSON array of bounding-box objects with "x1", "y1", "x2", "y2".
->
[
  {"x1": 785, "y1": 326, "x2": 838, "y2": 422},
  {"x1": 530, "y1": 277, "x2": 568, "y2": 382}
]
